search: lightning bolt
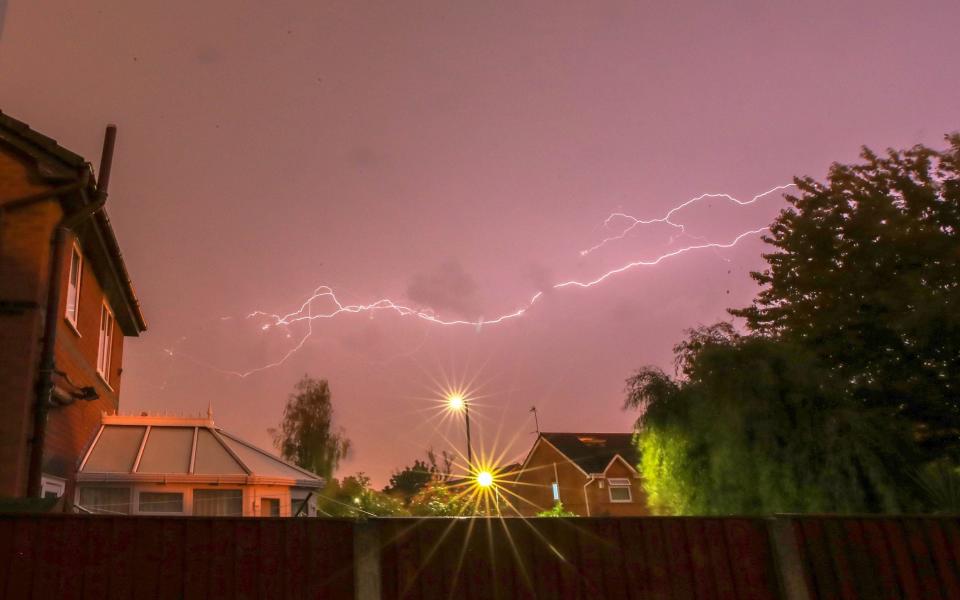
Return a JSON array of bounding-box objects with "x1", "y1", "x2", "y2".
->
[
  {"x1": 579, "y1": 184, "x2": 794, "y2": 256},
  {"x1": 167, "y1": 184, "x2": 791, "y2": 378}
]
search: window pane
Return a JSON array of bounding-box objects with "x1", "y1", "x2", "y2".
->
[
  {"x1": 66, "y1": 247, "x2": 81, "y2": 323},
  {"x1": 139, "y1": 492, "x2": 183, "y2": 513},
  {"x1": 609, "y1": 486, "x2": 632, "y2": 502},
  {"x1": 82, "y1": 426, "x2": 146, "y2": 473},
  {"x1": 137, "y1": 427, "x2": 194, "y2": 474},
  {"x1": 78, "y1": 487, "x2": 131, "y2": 514},
  {"x1": 97, "y1": 305, "x2": 113, "y2": 378},
  {"x1": 551, "y1": 482, "x2": 560, "y2": 501},
  {"x1": 193, "y1": 489, "x2": 243, "y2": 516}
]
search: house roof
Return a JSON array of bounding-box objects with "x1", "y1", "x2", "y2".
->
[
  {"x1": 0, "y1": 110, "x2": 146, "y2": 335},
  {"x1": 538, "y1": 432, "x2": 638, "y2": 475},
  {"x1": 77, "y1": 413, "x2": 323, "y2": 489}
]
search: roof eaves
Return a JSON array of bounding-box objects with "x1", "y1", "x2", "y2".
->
[
  {"x1": 602, "y1": 454, "x2": 639, "y2": 476},
  {"x1": 523, "y1": 434, "x2": 590, "y2": 478},
  {"x1": 217, "y1": 429, "x2": 324, "y2": 481},
  {"x1": 0, "y1": 111, "x2": 146, "y2": 334},
  {"x1": 0, "y1": 111, "x2": 88, "y2": 173}
]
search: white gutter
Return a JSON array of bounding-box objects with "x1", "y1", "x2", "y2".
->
[{"x1": 582, "y1": 477, "x2": 594, "y2": 516}]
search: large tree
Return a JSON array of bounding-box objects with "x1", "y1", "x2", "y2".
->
[
  {"x1": 273, "y1": 376, "x2": 351, "y2": 480},
  {"x1": 628, "y1": 326, "x2": 923, "y2": 515},
  {"x1": 731, "y1": 135, "x2": 960, "y2": 456}
]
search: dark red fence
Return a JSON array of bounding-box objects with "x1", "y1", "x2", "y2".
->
[
  {"x1": 790, "y1": 516, "x2": 960, "y2": 600},
  {"x1": 2, "y1": 514, "x2": 959, "y2": 599},
  {"x1": 0, "y1": 515, "x2": 355, "y2": 599},
  {"x1": 379, "y1": 517, "x2": 778, "y2": 600}
]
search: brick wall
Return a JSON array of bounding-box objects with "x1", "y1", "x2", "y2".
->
[
  {"x1": 509, "y1": 439, "x2": 650, "y2": 517},
  {"x1": 0, "y1": 148, "x2": 126, "y2": 499},
  {"x1": 45, "y1": 228, "x2": 124, "y2": 490},
  {"x1": 0, "y1": 151, "x2": 57, "y2": 496},
  {"x1": 585, "y1": 458, "x2": 649, "y2": 517}
]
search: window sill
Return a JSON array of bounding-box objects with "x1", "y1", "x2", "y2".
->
[
  {"x1": 64, "y1": 317, "x2": 81, "y2": 337},
  {"x1": 96, "y1": 371, "x2": 114, "y2": 392}
]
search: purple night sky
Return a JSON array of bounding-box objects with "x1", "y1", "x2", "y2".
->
[{"x1": 2, "y1": 1, "x2": 957, "y2": 485}]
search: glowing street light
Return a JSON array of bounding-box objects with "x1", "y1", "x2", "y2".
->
[
  {"x1": 447, "y1": 394, "x2": 465, "y2": 412},
  {"x1": 447, "y1": 392, "x2": 473, "y2": 465},
  {"x1": 475, "y1": 470, "x2": 494, "y2": 488}
]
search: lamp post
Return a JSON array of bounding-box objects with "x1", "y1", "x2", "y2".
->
[{"x1": 448, "y1": 394, "x2": 473, "y2": 466}]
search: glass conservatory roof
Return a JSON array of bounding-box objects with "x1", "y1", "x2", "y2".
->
[{"x1": 79, "y1": 414, "x2": 322, "y2": 487}]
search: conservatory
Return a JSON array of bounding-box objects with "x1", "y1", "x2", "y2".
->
[{"x1": 75, "y1": 413, "x2": 323, "y2": 517}]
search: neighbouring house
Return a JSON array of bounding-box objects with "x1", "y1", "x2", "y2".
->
[
  {"x1": 508, "y1": 432, "x2": 649, "y2": 517},
  {"x1": 75, "y1": 412, "x2": 324, "y2": 517},
  {"x1": 0, "y1": 112, "x2": 146, "y2": 503}
]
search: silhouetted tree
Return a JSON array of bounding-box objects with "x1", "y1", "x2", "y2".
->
[
  {"x1": 272, "y1": 376, "x2": 351, "y2": 480},
  {"x1": 383, "y1": 448, "x2": 456, "y2": 504},
  {"x1": 383, "y1": 459, "x2": 433, "y2": 503},
  {"x1": 731, "y1": 135, "x2": 960, "y2": 457}
]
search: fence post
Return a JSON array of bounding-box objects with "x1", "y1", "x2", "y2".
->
[
  {"x1": 354, "y1": 519, "x2": 382, "y2": 600},
  {"x1": 767, "y1": 517, "x2": 811, "y2": 600}
]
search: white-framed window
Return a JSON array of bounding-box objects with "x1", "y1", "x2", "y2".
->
[
  {"x1": 77, "y1": 486, "x2": 131, "y2": 514},
  {"x1": 137, "y1": 491, "x2": 184, "y2": 514},
  {"x1": 41, "y1": 475, "x2": 66, "y2": 500},
  {"x1": 551, "y1": 482, "x2": 560, "y2": 502},
  {"x1": 608, "y1": 478, "x2": 632, "y2": 503},
  {"x1": 65, "y1": 243, "x2": 83, "y2": 328},
  {"x1": 193, "y1": 489, "x2": 243, "y2": 516},
  {"x1": 97, "y1": 302, "x2": 114, "y2": 382}
]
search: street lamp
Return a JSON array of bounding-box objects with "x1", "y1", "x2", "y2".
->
[
  {"x1": 475, "y1": 470, "x2": 493, "y2": 488},
  {"x1": 447, "y1": 393, "x2": 473, "y2": 465}
]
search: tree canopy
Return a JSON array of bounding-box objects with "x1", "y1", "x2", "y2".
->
[
  {"x1": 630, "y1": 135, "x2": 960, "y2": 515},
  {"x1": 628, "y1": 329, "x2": 922, "y2": 515},
  {"x1": 383, "y1": 448, "x2": 454, "y2": 505},
  {"x1": 273, "y1": 376, "x2": 351, "y2": 481},
  {"x1": 731, "y1": 135, "x2": 960, "y2": 456}
]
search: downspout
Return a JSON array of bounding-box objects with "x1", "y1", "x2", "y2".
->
[
  {"x1": 26, "y1": 125, "x2": 116, "y2": 498},
  {"x1": 582, "y1": 477, "x2": 593, "y2": 517}
]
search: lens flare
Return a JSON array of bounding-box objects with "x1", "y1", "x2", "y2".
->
[
  {"x1": 447, "y1": 394, "x2": 465, "y2": 412},
  {"x1": 475, "y1": 470, "x2": 494, "y2": 488}
]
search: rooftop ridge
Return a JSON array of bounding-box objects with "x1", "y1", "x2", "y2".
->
[{"x1": 102, "y1": 412, "x2": 215, "y2": 427}]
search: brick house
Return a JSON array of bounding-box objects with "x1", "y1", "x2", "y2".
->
[
  {"x1": 0, "y1": 112, "x2": 146, "y2": 503},
  {"x1": 508, "y1": 432, "x2": 649, "y2": 516}
]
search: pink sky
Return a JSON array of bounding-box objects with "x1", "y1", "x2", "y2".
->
[{"x1": 2, "y1": 1, "x2": 958, "y2": 485}]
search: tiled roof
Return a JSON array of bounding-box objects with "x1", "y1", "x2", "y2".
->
[
  {"x1": 0, "y1": 110, "x2": 147, "y2": 334},
  {"x1": 540, "y1": 432, "x2": 638, "y2": 474}
]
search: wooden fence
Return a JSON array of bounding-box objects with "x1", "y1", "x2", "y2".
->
[{"x1": 1, "y1": 514, "x2": 957, "y2": 599}]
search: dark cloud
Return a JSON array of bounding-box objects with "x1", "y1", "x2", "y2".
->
[
  {"x1": 406, "y1": 261, "x2": 480, "y2": 318},
  {"x1": 525, "y1": 262, "x2": 554, "y2": 291},
  {"x1": 195, "y1": 47, "x2": 221, "y2": 64},
  {"x1": 346, "y1": 146, "x2": 388, "y2": 170}
]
